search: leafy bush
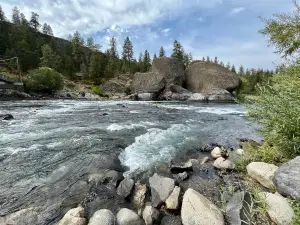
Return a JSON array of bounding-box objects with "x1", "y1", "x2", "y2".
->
[
  {"x1": 91, "y1": 85, "x2": 109, "y2": 98},
  {"x1": 26, "y1": 67, "x2": 63, "y2": 93},
  {"x1": 248, "y1": 65, "x2": 300, "y2": 157}
]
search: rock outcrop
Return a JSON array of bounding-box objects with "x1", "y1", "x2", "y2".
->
[
  {"x1": 181, "y1": 188, "x2": 225, "y2": 225},
  {"x1": 273, "y1": 156, "x2": 300, "y2": 200},
  {"x1": 246, "y1": 162, "x2": 278, "y2": 189},
  {"x1": 186, "y1": 61, "x2": 241, "y2": 93},
  {"x1": 101, "y1": 74, "x2": 132, "y2": 94}
]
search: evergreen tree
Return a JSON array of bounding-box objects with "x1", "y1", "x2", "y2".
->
[
  {"x1": 42, "y1": 23, "x2": 49, "y2": 34},
  {"x1": 245, "y1": 68, "x2": 251, "y2": 76},
  {"x1": 122, "y1": 37, "x2": 134, "y2": 72},
  {"x1": 142, "y1": 50, "x2": 151, "y2": 72},
  {"x1": 80, "y1": 63, "x2": 88, "y2": 79},
  {"x1": 89, "y1": 52, "x2": 105, "y2": 82},
  {"x1": 86, "y1": 37, "x2": 101, "y2": 52},
  {"x1": 188, "y1": 53, "x2": 193, "y2": 63},
  {"x1": 108, "y1": 36, "x2": 118, "y2": 59},
  {"x1": 202, "y1": 57, "x2": 205, "y2": 61},
  {"x1": 159, "y1": 46, "x2": 165, "y2": 57},
  {"x1": 214, "y1": 56, "x2": 218, "y2": 64},
  {"x1": 153, "y1": 53, "x2": 157, "y2": 59},
  {"x1": 71, "y1": 31, "x2": 84, "y2": 73},
  {"x1": 238, "y1": 65, "x2": 245, "y2": 76},
  {"x1": 226, "y1": 62, "x2": 231, "y2": 69},
  {"x1": 20, "y1": 13, "x2": 28, "y2": 25},
  {"x1": 47, "y1": 25, "x2": 53, "y2": 36},
  {"x1": 12, "y1": 6, "x2": 21, "y2": 24},
  {"x1": 206, "y1": 56, "x2": 210, "y2": 62},
  {"x1": 183, "y1": 53, "x2": 193, "y2": 68},
  {"x1": 171, "y1": 40, "x2": 184, "y2": 62},
  {"x1": 29, "y1": 12, "x2": 40, "y2": 30},
  {"x1": 40, "y1": 44, "x2": 61, "y2": 70},
  {"x1": 138, "y1": 53, "x2": 143, "y2": 63},
  {"x1": 231, "y1": 65, "x2": 237, "y2": 73},
  {"x1": 220, "y1": 61, "x2": 224, "y2": 67},
  {"x1": 0, "y1": 5, "x2": 6, "y2": 21}
]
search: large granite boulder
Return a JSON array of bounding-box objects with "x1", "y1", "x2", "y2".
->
[
  {"x1": 186, "y1": 61, "x2": 241, "y2": 93},
  {"x1": 273, "y1": 156, "x2": 300, "y2": 200},
  {"x1": 181, "y1": 188, "x2": 224, "y2": 225},
  {"x1": 101, "y1": 74, "x2": 132, "y2": 94},
  {"x1": 131, "y1": 57, "x2": 184, "y2": 95}
]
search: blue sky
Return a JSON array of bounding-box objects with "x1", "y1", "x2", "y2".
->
[{"x1": 0, "y1": 0, "x2": 294, "y2": 69}]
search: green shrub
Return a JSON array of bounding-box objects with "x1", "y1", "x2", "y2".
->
[
  {"x1": 289, "y1": 200, "x2": 300, "y2": 225},
  {"x1": 248, "y1": 65, "x2": 300, "y2": 158},
  {"x1": 91, "y1": 85, "x2": 109, "y2": 98},
  {"x1": 26, "y1": 67, "x2": 63, "y2": 93}
]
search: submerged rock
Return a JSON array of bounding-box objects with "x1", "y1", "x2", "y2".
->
[
  {"x1": 149, "y1": 173, "x2": 175, "y2": 208},
  {"x1": 142, "y1": 205, "x2": 160, "y2": 225},
  {"x1": 258, "y1": 192, "x2": 294, "y2": 225},
  {"x1": 246, "y1": 162, "x2": 278, "y2": 189},
  {"x1": 116, "y1": 208, "x2": 144, "y2": 225},
  {"x1": 273, "y1": 156, "x2": 300, "y2": 200},
  {"x1": 88, "y1": 209, "x2": 115, "y2": 225},
  {"x1": 117, "y1": 178, "x2": 134, "y2": 198},
  {"x1": 181, "y1": 188, "x2": 224, "y2": 225},
  {"x1": 57, "y1": 206, "x2": 87, "y2": 225},
  {"x1": 1, "y1": 114, "x2": 14, "y2": 120}
]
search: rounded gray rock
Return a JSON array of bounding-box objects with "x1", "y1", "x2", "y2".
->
[
  {"x1": 116, "y1": 208, "x2": 144, "y2": 225},
  {"x1": 117, "y1": 178, "x2": 134, "y2": 198},
  {"x1": 88, "y1": 209, "x2": 115, "y2": 225}
]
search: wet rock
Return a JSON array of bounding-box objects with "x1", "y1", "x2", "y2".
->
[
  {"x1": 246, "y1": 162, "x2": 278, "y2": 189},
  {"x1": 142, "y1": 205, "x2": 160, "y2": 225},
  {"x1": 149, "y1": 173, "x2": 175, "y2": 208},
  {"x1": 88, "y1": 170, "x2": 123, "y2": 187},
  {"x1": 173, "y1": 172, "x2": 189, "y2": 183},
  {"x1": 102, "y1": 112, "x2": 109, "y2": 116},
  {"x1": 207, "y1": 89, "x2": 235, "y2": 102},
  {"x1": 0, "y1": 208, "x2": 39, "y2": 225},
  {"x1": 1, "y1": 114, "x2": 14, "y2": 120},
  {"x1": 57, "y1": 206, "x2": 87, "y2": 225},
  {"x1": 226, "y1": 191, "x2": 253, "y2": 225},
  {"x1": 188, "y1": 93, "x2": 207, "y2": 101},
  {"x1": 131, "y1": 182, "x2": 147, "y2": 210},
  {"x1": 170, "y1": 160, "x2": 193, "y2": 173},
  {"x1": 258, "y1": 192, "x2": 294, "y2": 225},
  {"x1": 273, "y1": 156, "x2": 300, "y2": 200},
  {"x1": 200, "y1": 157, "x2": 210, "y2": 165},
  {"x1": 211, "y1": 147, "x2": 222, "y2": 159},
  {"x1": 138, "y1": 93, "x2": 155, "y2": 101},
  {"x1": 117, "y1": 178, "x2": 134, "y2": 198},
  {"x1": 116, "y1": 208, "x2": 144, "y2": 225},
  {"x1": 160, "y1": 215, "x2": 182, "y2": 225},
  {"x1": 181, "y1": 188, "x2": 224, "y2": 225},
  {"x1": 88, "y1": 209, "x2": 115, "y2": 225},
  {"x1": 117, "y1": 103, "x2": 127, "y2": 108},
  {"x1": 214, "y1": 157, "x2": 235, "y2": 170},
  {"x1": 165, "y1": 186, "x2": 181, "y2": 210}
]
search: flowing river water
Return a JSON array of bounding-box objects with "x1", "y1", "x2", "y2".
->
[{"x1": 0, "y1": 100, "x2": 262, "y2": 224}]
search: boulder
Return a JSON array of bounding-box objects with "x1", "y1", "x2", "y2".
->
[
  {"x1": 258, "y1": 192, "x2": 294, "y2": 225},
  {"x1": 131, "y1": 57, "x2": 184, "y2": 95},
  {"x1": 170, "y1": 85, "x2": 191, "y2": 94},
  {"x1": 186, "y1": 61, "x2": 241, "y2": 93},
  {"x1": 137, "y1": 93, "x2": 155, "y2": 101},
  {"x1": 131, "y1": 182, "x2": 147, "y2": 210},
  {"x1": 57, "y1": 206, "x2": 87, "y2": 225},
  {"x1": 0, "y1": 89, "x2": 31, "y2": 99},
  {"x1": 187, "y1": 93, "x2": 207, "y2": 101},
  {"x1": 226, "y1": 192, "x2": 253, "y2": 225},
  {"x1": 149, "y1": 173, "x2": 175, "y2": 207},
  {"x1": 246, "y1": 162, "x2": 278, "y2": 189},
  {"x1": 165, "y1": 186, "x2": 181, "y2": 210},
  {"x1": 181, "y1": 188, "x2": 225, "y2": 225},
  {"x1": 116, "y1": 208, "x2": 144, "y2": 225},
  {"x1": 211, "y1": 147, "x2": 222, "y2": 159},
  {"x1": 88, "y1": 209, "x2": 115, "y2": 225},
  {"x1": 173, "y1": 172, "x2": 189, "y2": 183},
  {"x1": 213, "y1": 157, "x2": 235, "y2": 170},
  {"x1": 1, "y1": 114, "x2": 14, "y2": 120},
  {"x1": 88, "y1": 170, "x2": 123, "y2": 187},
  {"x1": 273, "y1": 156, "x2": 300, "y2": 200},
  {"x1": 207, "y1": 89, "x2": 235, "y2": 102},
  {"x1": 0, "y1": 208, "x2": 39, "y2": 225},
  {"x1": 101, "y1": 74, "x2": 132, "y2": 94},
  {"x1": 142, "y1": 205, "x2": 160, "y2": 225},
  {"x1": 161, "y1": 216, "x2": 182, "y2": 225},
  {"x1": 170, "y1": 160, "x2": 193, "y2": 173},
  {"x1": 117, "y1": 178, "x2": 135, "y2": 198}
]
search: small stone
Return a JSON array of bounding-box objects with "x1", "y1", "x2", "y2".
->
[
  {"x1": 258, "y1": 192, "x2": 295, "y2": 225},
  {"x1": 173, "y1": 172, "x2": 188, "y2": 183},
  {"x1": 117, "y1": 178, "x2": 134, "y2": 198},
  {"x1": 1, "y1": 114, "x2": 14, "y2": 121},
  {"x1": 211, "y1": 147, "x2": 222, "y2": 159},
  {"x1": 149, "y1": 173, "x2": 175, "y2": 208},
  {"x1": 142, "y1": 205, "x2": 160, "y2": 225},
  {"x1": 236, "y1": 149, "x2": 244, "y2": 155},
  {"x1": 200, "y1": 156, "x2": 209, "y2": 165},
  {"x1": 88, "y1": 209, "x2": 115, "y2": 225},
  {"x1": 213, "y1": 157, "x2": 235, "y2": 170},
  {"x1": 246, "y1": 162, "x2": 278, "y2": 189},
  {"x1": 116, "y1": 208, "x2": 144, "y2": 225},
  {"x1": 131, "y1": 182, "x2": 147, "y2": 210},
  {"x1": 165, "y1": 186, "x2": 181, "y2": 210}
]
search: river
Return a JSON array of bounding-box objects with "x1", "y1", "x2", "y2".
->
[{"x1": 0, "y1": 100, "x2": 262, "y2": 224}]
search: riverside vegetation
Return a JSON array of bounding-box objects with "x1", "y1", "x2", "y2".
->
[{"x1": 1, "y1": 1, "x2": 300, "y2": 225}]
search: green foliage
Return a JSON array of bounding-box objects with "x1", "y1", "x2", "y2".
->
[
  {"x1": 29, "y1": 12, "x2": 40, "y2": 30},
  {"x1": 289, "y1": 200, "x2": 300, "y2": 225},
  {"x1": 260, "y1": 0, "x2": 300, "y2": 58},
  {"x1": 172, "y1": 40, "x2": 184, "y2": 62},
  {"x1": 231, "y1": 65, "x2": 237, "y2": 73},
  {"x1": 248, "y1": 65, "x2": 300, "y2": 157},
  {"x1": 40, "y1": 44, "x2": 61, "y2": 70},
  {"x1": 89, "y1": 52, "x2": 107, "y2": 83},
  {"x1": 26, "y1": 67, "x2": 63, "y2": 93},
  {"x1": 91, "y1": 85, "x2": 109, "y2": 97},
  {"x1": 159, "y1": 46, "x2": 165, "y2": 57},
  {"x1": 12, "y1": 6, "x2": 20, "y2": 24},
  {"x1": 0, "y1": 5, "x2": 5, "y2": 21}
]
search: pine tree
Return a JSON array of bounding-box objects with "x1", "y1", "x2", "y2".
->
[
  {"x1": 122, "y1": 37, "x2": 134, "y2": 73},
  {"x1": 86, "y1": 37, "x2": 101, "y2": 52},
  {"x1": 138, "y1": 53, "x2": 143, "y2": 63},
  {"x1": 231, "y1": 65, "x2": 237, "y2": 73},
  {"x1": 206, "y1": 56, "x2": 210, "y2": 62},
  {"x1": 108, "y1": 36, "x2": 118, "y2": 59},
  {"x1": 71, "y1": 31, "x2": 84, "y2": 73},
  {"x1": 89, "y1": 52, "x2": 105, "y2": 81},
  {"x1": 214, "y1": 56, "x2": 218, "y2": 64},
  {"x1": 42, "y1": 23, "x2": 49, "y2": 34},
  {"x1": 20, "y1": 13, "x2": 28, "y2": 25},
  {"x1": 40, "y1": 44, "x2": 61, "y2": 70},
  {"x1": 153, "y1": 53, "x2": 157, "y2": 59},
  {"x1": 12, "y1": 6, "x2": 21, "y2": 24},
  {"x1": 172, "y1": 40, "x2": 184, "y2": 62},
  {"x1": 30, "y1": 12, "x2": 40, "y2": 30},
  {"x1": 159, "y1": 47, "x2": 165, "y2": 57},
  {"x1": 220, "y1": 61, "x2": 224, "y2": 67},
  {"x1": 47, "y1": 25, "x2": 53, "y2": 36},
  {"x1": 226, "y1": 62, "x2": 231, "y2": 69},
  {"x1": 202, "y1": 57, "x2": 205, "y2": 61},
  {"x1": 183, "y1": 53, "x2": 193, "y2": 68},
  {"x1": 188, "y1": 53, "x2": 193, "y2": 63},
  {"x1": 238, "y1": 65, "x2": 245, "y2": 76},
  {"x1": 0, "y1": 5, "x2": 6, "y2": 21},
  {"x1": 142, "y1": 50, "x2": 151, "y2": 72}
]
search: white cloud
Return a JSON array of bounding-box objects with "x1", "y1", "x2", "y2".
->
[
  {"x1": 162, "y1": 28, "x2": 171, "y2": 33},
  {"x1": 230, "y1": 7, "x2": 245, "y2": 14}
]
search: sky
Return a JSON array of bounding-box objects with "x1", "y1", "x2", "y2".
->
[{"x1": 0, "y1": 0, "x2": 295, "y2": 69}]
